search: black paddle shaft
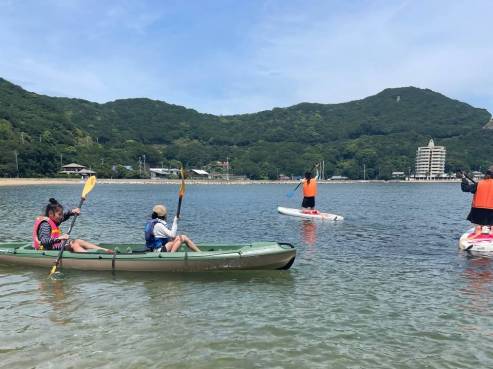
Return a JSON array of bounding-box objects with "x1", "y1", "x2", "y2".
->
[
  {"x1": 52, "y1": 198, "x2": 85, "y2": 270},
  {"x1": 176, "y1": 196, "x2": 183, "y2": 219},
  {"x1": 458, "y1": 170, "x2": 476, "y2": 184}
]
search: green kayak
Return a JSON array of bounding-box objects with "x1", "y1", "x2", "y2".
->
[{"x1": 0, "y1": 242, "x2": 296, "y2": 272}]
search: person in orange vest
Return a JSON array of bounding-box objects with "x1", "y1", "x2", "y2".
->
[
  {"x1": 301, "y1": 164, "x2": 319, "y2": 212},
  {"x1": 461, "y1": 165, "x2": 493, "y2": 237},
  {"x1": 33, "y1": 198, "x2": 113, "y2": 253}
]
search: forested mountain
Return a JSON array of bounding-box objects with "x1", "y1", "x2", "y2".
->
[{"x1": 0, "y1": 77, "x2": 491, "y2": 179}]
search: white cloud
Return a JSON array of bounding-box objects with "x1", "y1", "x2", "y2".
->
[{"x1": 0, "y1": 0, "x2": 492, "y2": 114}]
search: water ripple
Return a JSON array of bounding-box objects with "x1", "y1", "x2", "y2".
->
[{"x1": 1, "y1": 184, "x2": 493, "y2": 368}]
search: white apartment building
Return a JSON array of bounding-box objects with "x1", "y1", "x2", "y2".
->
[{"x1": 415, "y1": 139, "x2": 446, "y2": 179}]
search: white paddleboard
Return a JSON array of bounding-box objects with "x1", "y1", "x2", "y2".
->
[
  {"x1": 459, "y1": 227, "x2": 493, "y2": 253},
  {"x1": 277, "y1": 206, "x2": 344, "y2": 221}
]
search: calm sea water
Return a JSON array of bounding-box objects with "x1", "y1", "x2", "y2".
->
[{"x1": 1, "y1": 183, "x2": 492, "y2": 369}]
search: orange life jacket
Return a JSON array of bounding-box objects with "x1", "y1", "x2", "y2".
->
[
  {"x1": 472, "y1": 179, "x2": 493, "y2": 210},
  {"x1": 32, "y1": 216, "x2": 62, "y2": 250},
  {"x1": 303, "y1": 178, "x2": 317, "y2": 197}
]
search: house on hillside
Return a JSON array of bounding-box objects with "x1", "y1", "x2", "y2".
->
[
  {"x1": 59, "y1": 163, "x2": 95, "y2": 179},
  {"x1": 60, "y1": 163, "x2": 86, "y2": 174},
  {"x1": 329, "y1": 175, "x2": 349, "y2": 180},
  {"x1": 150, "y1": 168, "x2": 180, "y2": 179},
  {"x1": 189, "y1": 169, "x2": 210, "y2": 179},
  {"x1": 78, "y1": 168, "x2": 96, "y2": 180}
]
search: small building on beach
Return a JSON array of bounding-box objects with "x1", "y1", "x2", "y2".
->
[
  {"x1": 60, "y1": 163, "x2": 86, "y2": 174},
  {"x1": 150, "y1": 168, "x2": 180, "y2": 179},
  {"x1": 189, "y1": 169, "x2": 210, "y2": 179}
]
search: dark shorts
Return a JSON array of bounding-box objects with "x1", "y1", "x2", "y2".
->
[
  {"x1": 467, "y1": 207, "x2": 493, "y2": 225},
  {"x1": 302, "y1": 196, "x2": 315, "y2": 208}
]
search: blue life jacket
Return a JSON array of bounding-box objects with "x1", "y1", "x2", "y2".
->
[{"x1": 144, "y1": 219, "x2": 167, "y2": 250}]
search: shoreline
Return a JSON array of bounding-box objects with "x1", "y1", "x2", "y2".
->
[{"x1": 0, "y1": 178, "x2": 462, "y2": 186}]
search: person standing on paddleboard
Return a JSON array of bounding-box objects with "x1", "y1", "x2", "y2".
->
[
  {"x1": 461, "y1": 165, "x2": 493, "y2": 238},
  {"x1": 301, "y1": 164, "x2": 319, "y2": 212}
]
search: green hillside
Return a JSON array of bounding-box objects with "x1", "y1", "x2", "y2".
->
[{"x1": 0, "y1": 77, "x2": 491, "y2": 179}]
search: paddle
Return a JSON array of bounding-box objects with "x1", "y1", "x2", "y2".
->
[
  {"x1": 49, "y1": 176, "x2": 97, "y2": 276},
  {"x1": 176, "y1": 166, "x2": 186, "y2": 219},
  {"x1": 287, "y1": 163, "x2": 318, "y2": 198},
  {"x1": 456, "y1": 170, "x2": 476, "y2": 184}
]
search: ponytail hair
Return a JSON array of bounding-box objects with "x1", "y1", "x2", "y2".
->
[
  {"x1": 44, "y1": 198, "x2": 63, "y2": 216},
  {"x1": 304, "y1": 171, "x2": 312, "y2": 184}
]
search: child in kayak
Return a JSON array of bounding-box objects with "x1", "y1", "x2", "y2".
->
[
  {"x1": 33, "y1": 198, "x2": 113, "y2": 253},
  {"x1": 144, "y1": 204, "x2": 200, "y2": 252},
  {"x1": 301, "y1": 164, "x2": 319, "y2": 213},
  {"x1": 461, "y1": 166, "x2": 493, "y2": 238}
]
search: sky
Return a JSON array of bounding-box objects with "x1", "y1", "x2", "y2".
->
[{"x1": 0, "y1": 0, "x2": 492, "y2": 115}]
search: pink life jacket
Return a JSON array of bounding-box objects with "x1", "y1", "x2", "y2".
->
[{"x1": 32, "y1": 216, "x2": 62, "y2": 250}]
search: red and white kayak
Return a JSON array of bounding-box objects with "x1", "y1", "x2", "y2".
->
[
  {"x1": 277, "y1": 206, "x2": 344, "y2": 221},
  {"x1": 459, "y1": 227, "x2": 493, "y2": 252}
]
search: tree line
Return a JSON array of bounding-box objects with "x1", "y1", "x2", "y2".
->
[{"x1": 1, "y1": 78, "x2": 492, "y2": 179}]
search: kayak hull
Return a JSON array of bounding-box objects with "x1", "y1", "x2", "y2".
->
[
  {"x1": 459, "y1": 228, "x2": 493, "y2": 253},
  {"x1": 0, "y1": 242, "x2": 296, "y2": 272},
  {"x1": 277, "y1": 206, "x2": 344, "y2": 221}
]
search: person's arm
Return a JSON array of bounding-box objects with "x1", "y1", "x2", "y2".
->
[
  {"x1": 461, "y1": 178, "x2": 477, "y2": 193},
  {"x1": 154, "y1": 218, "x2": 178, "y2": 239},
  {"x1": 62, "y1": 207, "x2": 80, "y2": 222}
]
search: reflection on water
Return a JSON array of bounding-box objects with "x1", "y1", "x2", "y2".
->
[
  {"x1": 37, "y1": 279, "x2": 73, "y2": 325},
  {"x1": 461, "y1": 256, "x2": 493, "y2": 313},
  {"x1": 301, "y1": 219, "x2": 317, "y2": 246},
  {"x1": 2, "y1": 183, "x2": 493, "y2": 368}
]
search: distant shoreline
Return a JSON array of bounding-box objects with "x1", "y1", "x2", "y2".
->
[{"x1": 0, "y1": 178, "x2": 461, "y2": 187}]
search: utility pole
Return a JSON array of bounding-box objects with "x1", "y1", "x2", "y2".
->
[
  {"x1": 60, "y1": 153, "x2": 63, "y2": 169},
  {"x1": 143, "y1": 154, "x2": 146, "y2": 177},
  {"x1": 14, "y1": 150, "x2": 19, "y2": 177},
  {"x1": 226, "y1": 156, "x2": 230, "y2": 181},
  {"x1": 363, "y1": 163, "x2": 366, "y2": 180},
  {"x1": 138, "y1": 156, "x2": 142, "y2": 177}
]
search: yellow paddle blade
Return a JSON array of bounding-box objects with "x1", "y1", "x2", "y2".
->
[
  {"x1": 179, "y1": 167, "x2": 185, "y2": 197},
  {"x1": 49, "y1": 265, "x2": 57, "y2": 276},
  {"x1": 82, "y1": 176, "x2": 97, "y2": 199}
]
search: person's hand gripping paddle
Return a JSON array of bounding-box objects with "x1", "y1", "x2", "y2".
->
[{"x1": 49, "y1": 176, "x2": 97, "y2": 277}]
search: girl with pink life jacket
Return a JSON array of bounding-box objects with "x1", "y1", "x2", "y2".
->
[{"x1": 32, "y1": 198, "x2": 112, "y2": 253}]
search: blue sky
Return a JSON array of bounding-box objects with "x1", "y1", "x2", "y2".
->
[{"x1": 0, "y1": 0, "x2": 492, "y2": 115}]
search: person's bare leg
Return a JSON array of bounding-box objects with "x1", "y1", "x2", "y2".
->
[
  {"x1": 181, "y1": 235, "x2": 200, "y2": 252},
  {"x1": 69, "y1": 241, "x2": 86, "y2": 253},
  {"x1": 72, "y1": 239, "x2": 113, "y2": 253},
  {"x1": 469, "y1": 225, "x2": 482, "y2": 238},
  {"x1": 163, "y1": 236, "x2": 199, "y2": 252},
  {"x1": 163, "y1": 238, "x2": 181, "y2": 252}
]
